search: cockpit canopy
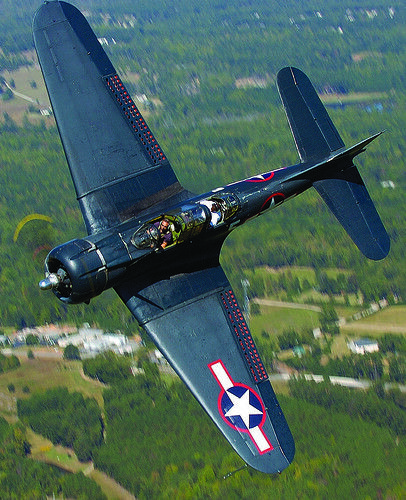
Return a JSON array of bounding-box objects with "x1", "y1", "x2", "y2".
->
[
  {"x1": 131, "y1": 204, "x2": 209, "y2": 250},
  {"x1": 131, "y1": 193, "x2": 240, "y2": 251}
]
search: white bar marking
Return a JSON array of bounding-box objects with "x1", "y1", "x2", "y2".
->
[
  {"x1": 250, "y1": 426, "x2": 272, "y2": 453},
  {"x1": 210, "y1": 361, "x2": 234, "y2": 391}
]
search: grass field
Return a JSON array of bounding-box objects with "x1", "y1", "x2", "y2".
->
[
  {"x1": 245, "y1": 265, "x2": 362, "y2": 306},
  {"x1": 0, "y1": 302, "x2": 404, "y2": 497},
  {"x1": 0, "y1": 355, "x2": 105, "y2": 420},
  {"x1": 0, "y1": 61, "x2": 52, "y2": 123},
  {"x1": 250, "y1": 304, "x2": 320, "y2": 335},
  {"x1": 0, "y1": 60, "x2": 155, "y2": 124},
  {"x1": 0, "y1": 355, "x2": 133, "y2": 499},
  {"x1": 249, "y1": 300, "x2": 406, "y2": 360},
  {"x1": 26, "y1": 428, "x2": 135, "y2": 499},
  {"x1": 88, "y1": 470, "x2": 136, "y2": 500},
  {"x1": 320, "y1": 91, "x2": 389, "y2": 104},
  {"x1": 352, "y1": 305, "x2": 406, "y2": 326},
  {"x1": 341, "y1": 305, "x2": 406, "y2": 336}
]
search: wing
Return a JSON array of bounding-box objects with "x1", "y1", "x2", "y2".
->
[
  {"x1": 33, "y1": 1, "x2": 191, "y2": 234},
  {"x1": 115, "y1": 265, "x2": 295, "y2": 473}
]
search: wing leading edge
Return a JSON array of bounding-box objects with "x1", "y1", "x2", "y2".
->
[
  {"x1": 33, "y1": 1, "x2": 191, "y2": 234},
  {"x1": 115, "y1": 266, "x2": 295, "y2": 473}
]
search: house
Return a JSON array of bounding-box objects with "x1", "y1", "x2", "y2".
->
[
  {"x1": 347, "y1": 338, "x2": 379, "y2": 355},
  {"x1": 0, "y1": 335, "x2": 9, "y2": 346}
]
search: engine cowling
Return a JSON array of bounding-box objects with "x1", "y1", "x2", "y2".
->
[{"x1": 40, "y1": 239, "x2": 108, "y2": 304}]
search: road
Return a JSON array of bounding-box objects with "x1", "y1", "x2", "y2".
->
[
  {"x1": 253, "y1": 298, "x2": 321, "y2": 312},
  {"x1": 4, "y1": 80, "x2": 38, "y2": 103},
  {"x1": 269, "y1": 373, "x2": 406, "y2": 392}
]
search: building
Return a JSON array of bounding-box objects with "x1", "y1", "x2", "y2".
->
[
  {"x1": 347, "y1": 338, "x2": 379, "y2": 355},
  {"x1": 58, "y1": 323, "x2": 140, "y2": 356},
  {"x1": 82, "y1": 333, "x2": 131, "y2": 355},
  {"x1": 0, "y1": 335, "x2": 9, "y2": 346},
  {"x1": 58, "y1": 324, "x2": 103, "y2": 348},
  {"x1": 11, "y1": 324, "x2": 76, "y2": 346}
]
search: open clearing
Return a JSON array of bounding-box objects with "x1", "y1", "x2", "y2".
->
[
  {"x1": 342, "y1": 305, "x2": 406, "y2": 336},
  {"x1": 0, "y1": 356, "x2": 105, "y2": 413},
  {"x1": 27, "y1": 428, "x2": 135, "y2": 499}
]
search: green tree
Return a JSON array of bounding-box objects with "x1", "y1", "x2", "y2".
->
[
  {"x1": 83, "y1": 351, "x2": 132, "y2": 384},
  {"x1": 0, "y1": 353, "x2": 20, "y2": 373},
  {"x1": 278, "y1": 329, "x2": 301, "y2": 350},
  {"x1": 17, "y1": 387, "x2": 103, "y2": 462},
  {"x1": 63, "y1": 344, "x2": 81, "y2": 360},
  {"x1": 25, "y1": 334, "x2": 39, "y2": 346},
  {"x1": 320, "y1": 303, "x2": 339, "y2": 335},
  {"x1": 388, "y1": 356, "x2": 406, "y2": 383}
]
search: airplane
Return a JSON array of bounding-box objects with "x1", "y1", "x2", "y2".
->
[{"x1": 33, "y1": 1, "x2": 389, "y2": 474}]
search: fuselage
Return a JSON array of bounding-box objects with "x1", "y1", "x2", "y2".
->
[{"x1": 40, "y1": 160, "x2": 315, "y2": 304}]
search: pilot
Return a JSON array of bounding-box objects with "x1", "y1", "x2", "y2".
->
[
  {"x1": 153, "y1": 218, "x2": 173, "y2": 249},
  {"x1": 210, "y1": 202, "x2": 221, "y2": 226},
  {"x1": 200, "y1": 200, "x2": 221, "y2": 227}
]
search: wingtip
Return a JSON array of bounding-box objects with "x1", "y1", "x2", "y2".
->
[{"x1": 33, "y1": 1, "x2": 65, "y2": 31}]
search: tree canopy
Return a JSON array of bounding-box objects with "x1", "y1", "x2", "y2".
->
[{"x1": 17, "y1": 387, "x2": 104, "y2": 461}]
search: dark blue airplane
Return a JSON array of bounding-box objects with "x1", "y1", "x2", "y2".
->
[{"x1": 34, "y1": 1, "x2": 389, "y2": 474}]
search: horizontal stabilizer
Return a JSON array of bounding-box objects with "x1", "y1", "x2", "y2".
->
[
  {"x1": 328, "y1": 132, "x2": 383, "y2": 162},
  {"x1": 277, "y1": 67, "x2": 344, "y2": 162},
  {"x1": 313, "y1": 166, "x2": 390, "y2": 260}
]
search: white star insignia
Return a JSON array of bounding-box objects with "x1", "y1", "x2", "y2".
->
[{"x1": 224, "y1": 389, "x2": 263, "y2": 429}]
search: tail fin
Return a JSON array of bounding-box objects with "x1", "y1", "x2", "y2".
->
[
  {"x1": 277, "y1": 67, "x2": 344, "y2": 162},
  {"x1": 277, "y1": 67, "x2": 390, "y2": 260}
]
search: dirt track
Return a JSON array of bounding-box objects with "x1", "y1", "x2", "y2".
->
[{"x1": 253, "y1": 298, "x2": 322, "y2": 312}]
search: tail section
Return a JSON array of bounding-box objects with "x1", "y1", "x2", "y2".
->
[{"x1": 277, "y1": 67, "x2": 390, "y2": 260}]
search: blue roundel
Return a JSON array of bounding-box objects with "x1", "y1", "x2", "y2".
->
[{"x1": 220, "y1": 385, "x2": 264, "y2": 431}]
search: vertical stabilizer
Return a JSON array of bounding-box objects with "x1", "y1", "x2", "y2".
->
[{"x1": 277, "y1": 67, "x2": 344, "y2": 162}]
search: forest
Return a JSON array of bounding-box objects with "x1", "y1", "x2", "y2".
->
[
  {"x1": 8, "y1": 363, "x2": 404, "y2": 498},
  {"x1": 0, "y1": 0, "x2": 405, "y2": 497},
  {"x1": 93, "y1": 376, "x2": 404, "y2": 498},
  {"x1": 0, "y1": 415, "x2": 106, "y2": 499},
  {"x1": 17, "y1": 387, "x2": 104, "y2": 461}
]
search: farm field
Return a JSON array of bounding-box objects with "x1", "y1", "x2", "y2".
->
[
  {"x1": 341, "y1": 305, "x2": 406, "y2": 335},
  {"x1": 250, "y1": 302, "x2": 320, "y2": 336},
  {"x1": 0, "y1": 356, "x2": 105, "y2": 421},
  {"x1": 0, "y1": 62, "x2": 154, "y2": 124}
]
